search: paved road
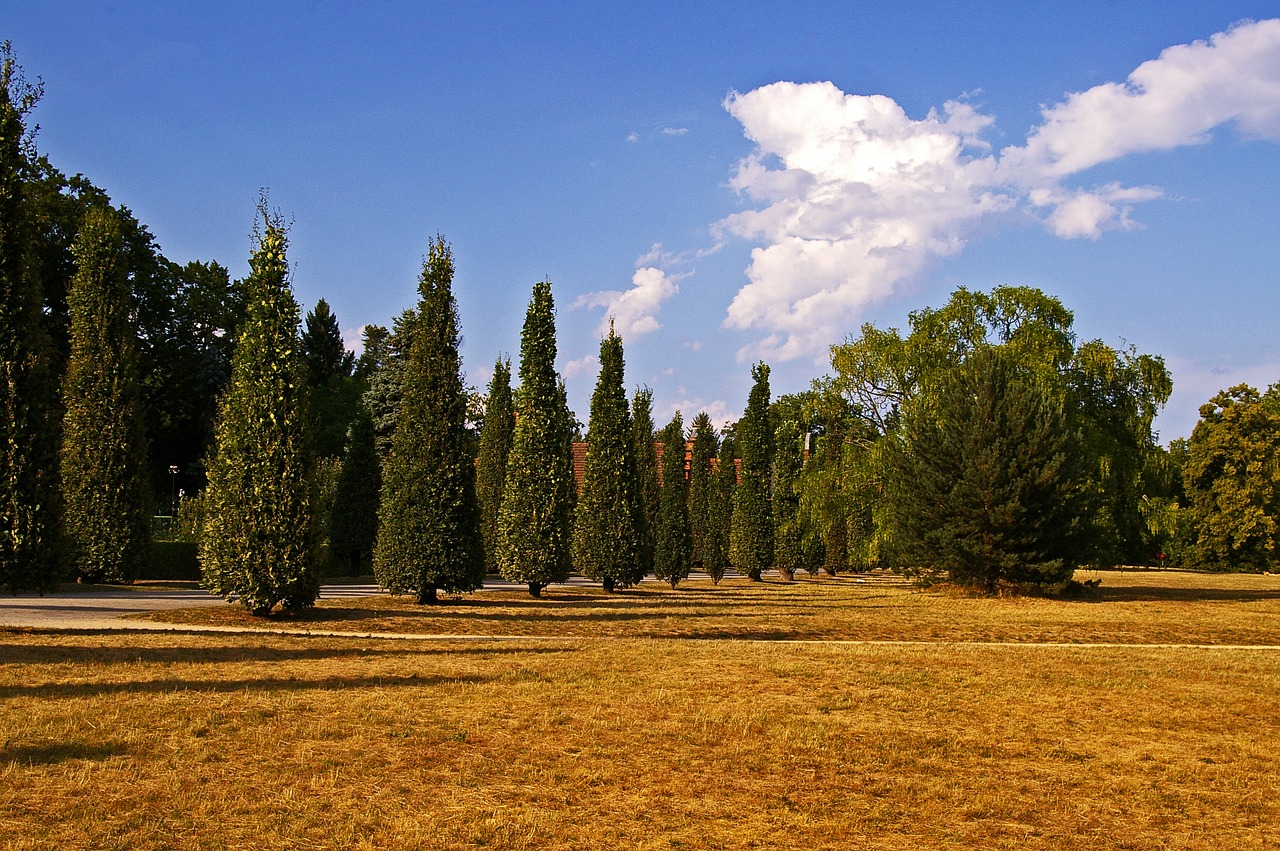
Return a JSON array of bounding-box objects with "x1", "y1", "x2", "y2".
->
[{"x1": 0, "y1": 573, "x2": 729, "y2": 630}]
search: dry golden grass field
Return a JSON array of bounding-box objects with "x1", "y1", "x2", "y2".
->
[{"x1": 3, "y1": 569, "x2": 1279, "y2": 849}]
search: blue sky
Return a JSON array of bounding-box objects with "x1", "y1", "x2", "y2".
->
[{"x1": 7, "y1": 1, "x2": 1280, "y2": 439}]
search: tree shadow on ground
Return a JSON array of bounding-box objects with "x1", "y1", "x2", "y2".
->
[
  {"x1": 0, "y1": 671, "x2": 500, "y2": 700},
  {"x1": 0, "y1": 641, "x2": 574, "y2": 666},
  {"x1": 1, "y1": 741, "x2": 128, "y2": 765}
]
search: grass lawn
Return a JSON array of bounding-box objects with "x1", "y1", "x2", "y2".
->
[{"x1": 2, "y1": 570, "x2": 1279, "y2": 849}]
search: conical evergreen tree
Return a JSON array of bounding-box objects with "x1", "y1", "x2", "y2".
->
[
  {"x1": 573, "y1": 325, "x2": 643, "y2": 591},
  {"x1": 631, "y1": 387, "x2": 660, "y2": 578},
  {"x1": 655, "y1": 412, "x2": 692, "y2": 588},
  {"x1": 300, "y1": 298, "x2": 353, "y2": 385},
  {"x1": 706, "y1": 434, "x2": 736, "y2": 585},
  {"x1": 375, "y1": 237, "x2": 484, "y2": 603},
  {"x1": 887, "y1": 347, "x2": 1083, "y2": 593},
  {"x1": 0, "y1": 46, "x2": 61, "y2": 594},
  {"x1": 200, "y1": 205, "x2": 320, "y2": 615},
  {"x1": 475, "y1": 356, "x2": 514, "y2": 573},
  {"x1": 730, "y1": 362, "x2": 773, "y2": 580},
  {"x1": 497, "y1": 281, "x2": 575, "y2": 597},
  {"x1": 60, "y1": 206, "x2": 150, "y2": 584},
  {"x1": 329, "y1": 403, "x2": 380, "y2": 577},
  {"x1": 771, "y1": 420, "x2": 804, "y2": 582},
  {"x1": 687, "y1": 411, "x2": 718, "y2": 573}
]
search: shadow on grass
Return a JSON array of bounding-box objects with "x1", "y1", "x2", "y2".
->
[
  {"x1": 1099, "y1": 586, "x2": 1280, "y2": 603},
  {"x1": 0, "y1": 672, "x2": 499, "y2": 700},
  {"x1": 0, "y1": 642, "x2": 575, "y2": 666},
  {"x1": 2, "y1": 741, "x2": 128, "y2": 765}
]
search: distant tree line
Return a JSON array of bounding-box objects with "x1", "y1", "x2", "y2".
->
[{"x1": 3, "y1": 44, "x2": 1276, "y2": 607}]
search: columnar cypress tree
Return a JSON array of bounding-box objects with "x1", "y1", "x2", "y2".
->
[
  {"x1": 631, "y1": 387, "x2": 660, "y2": 578},
  {"x1": 375, "y1": 237, "x2": 484, "y2": 603},
  {"x1": 60, "y1": 206, "x2": 150, "y2": 584},
  {"x1": 498, "y1": 281, "x2": 575, "y2": 597},
  {"x1": 655, "y1": 412, "x2": 692, "y2": 588},
  {"x1": 771, "y1": 420, "x2": 804, "y2": 582},
  {"x1": 475, "y1": 356, "x2": 514, "y2": 573},
  {"x1": 201, "y1": 207, "x2": 319, "y2": 615},
  {"x1": 730, "y1": 362, "x2": 773, "y2": 580},
  {"x1": 0, "y1": 47, "x2": 61, "y2": 594},
  {"x1": 329, "y1": 403, "x2": 380, "y2": 576},
  {"x1": 573, "y1": 326, "x2": 643, "y2": 591},
  {"x1": 706, "y1": 434, "x2": 736, "y2": 584},
  {"x1": 687, "y1": 412, "x2": 718, "y2": 572}
]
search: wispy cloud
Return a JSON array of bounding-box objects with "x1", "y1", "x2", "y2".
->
[
  {"x1": 573, "y1": 266, "x2": 682, "y2": 340},
  {"x1": 661, "y1": 126, "x2": 689, "y2": 136},
  {"x1": 717, "y1": 18, "x2": 1280, "y2": 362},
  {"x1": 562, "y1": 354, "x2": 599, "y2": 381}
]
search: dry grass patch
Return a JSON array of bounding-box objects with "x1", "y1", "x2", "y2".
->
[
  {"x1": 132, "y1": 569, "x2": 1280, "y2": 645},
  {"x1": 1, "y1": 629, "x2": 1278, "y2": 849}
]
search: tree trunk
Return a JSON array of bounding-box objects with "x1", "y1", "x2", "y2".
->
[
  {"x1": 528, "y1": 582, "x2": 543, "y2": 598},
  {"x1": 419, "y1": 586, "x2": 438, "y2": 604},
  {"x1": 603, "y1": 577, "x2": 615, "y2": 593}
]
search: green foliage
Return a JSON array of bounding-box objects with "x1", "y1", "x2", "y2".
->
[
  {"x1": 706, "y1": 434, "x2": 736, "y2": 584},
  {"x1": 655, "y1": 413, "x2": 692, "y2": 588},
  {"x1": 375, "y1": 237, "x2": 485, "y2": 602},
  {"x1": 0, "y1": 45, "x2": 61, "y2": 594},
  {"x1": 200, "y1": 206, "x2": 320, "y2": 615},
  {"x1": 328, "y1": 404, "x2": 380, "y2": 576},
  {"x1": 1184, "y1": 385, "x2": 1280, "y2": 572},
  {"x1": 730, "y1": 362, "x2": 773, "y2": 580},
  {"x1": 771, "y1": 420, "x2": 804, "y2": 581},
  {"x1": 59, "y1": 206, "x2": 151, "y2": 584},
  {"x1": 476, "y1": 356, "x2": 514, "y2": 573},
  {"x1": 829, "y1": 285, "x2": 1170, "y2": 570},
  {"x1": 301, "y1": 298, "x2": 359, "y2": 459},
  {"x1": 886, "y1": 348, "x2": 1083, "y2": 594},
  {"x1": 687, "y1": 412, "x2": 719, "y2": 573},
  {"x1": 497, "y1": 281, "x2": 575, "y2": 596},
  {"x1": 572, "y1": 328, "x2": 643, "y2": 590},
  {"x1": 631, "y1": 386, "x2": 660, "y2": 578}
]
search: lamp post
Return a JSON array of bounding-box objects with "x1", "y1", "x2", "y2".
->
[{"x1": 169, "y1": 466, "x2": 179, "y2": 517}]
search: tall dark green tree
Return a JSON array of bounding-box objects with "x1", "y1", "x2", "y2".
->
[
  {"x1": 301, "y1": 298, "x2": 359, "y2": 459},
  {"x1": 886, "y1": 347, "x2": 1082, "y2": 594},
  {"x1": 573, "y1": 327, "x2": 643, "y2": 591},
  {"x1": 687, "y1": 412, "x2": 719, "y2": 573},
  {"x1": 498, "y1": 281, "x2": 576, "y2": 597},
  {"x1": 476, "y1": 356, "x2": 514, "y2": 574},
  {"x1": 200, "y1": 205, "x2": 320, "y2": 615},
  {"x1": 771, "y1": 420, "x2": 804, "y2": 582},
  {"x1": 60, "y1": 206, "x2": 150, "y2": 584},
  {"x1": 631, "y1": 387, "x2": 660, "y2": 579},
  {"x1": 730, "y1": 362, "x2": 773, "y2": 580},
  {"x1": 0, "y1": 45, "x2": 60, "y2": 594},
  {"x1": 655, "y1": 413, "x2": 692, "y2": 588},
  {"x1": 706, "y1": 433, "x2": 736, "y2": 584},
  {"x1": 375, "y1": 237, "x2": 485, "y2": 603},
  {"x1": 328, "y1": 403, "x2": 380, "y2": 577}
]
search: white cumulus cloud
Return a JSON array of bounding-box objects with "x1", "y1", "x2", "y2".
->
[
  {"x1": 573, "y1": 265, "x2": 681, "y2": 340},
  {"x1": 717, "y1": 18, "x2": 1280, "y2": 362}
]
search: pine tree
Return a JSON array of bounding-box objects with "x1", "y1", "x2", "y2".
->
[
  {"x1": 887, "y1": 347, "x2": 1082, "y2": 594},
  {"x1": 59, "y1": 206, "x2": 150, "y2": 584},
  {"x1": 655, "y1": 413, "x2": 692, "y2": 588},
  {"x1": 498, "y1": 281, "x2": 575, "y2": 597},
  {"x1": 631, "y1": 387, "x2": 660, "y2": 579},
  {"x1": 200, "y1": 205, "x2": 320, "y2": 615},
  {"x1": 706, "y1": 434, "x2": 736, "y2": 584},
  {"x1": 301, "y1": 298, "x2": 359, "y2": 459},
  {"x1": 475, "y1": 356, "x2": 514, "y2": 574},
  {"x1": 687, "y1": 412, "x2": 718, "y2": 573},
  {"x1": 0, "y1": 45, "x2": 61, "y2": 594},
  {"x1": 771, "y1": 420, "x2": 804, "y2": 582},
  {"x1": 573, "y1": 326, "x2": 643, "y2": 591},
  {"x1": 329, "y1": 403, "x2": 380, "y2": 576},
  {"x1": 730, "y1": 362, "x2": 773, "y2": 580},
  {"x1": 375, "y1": 237, "x2": 484, "y2": 603}
]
